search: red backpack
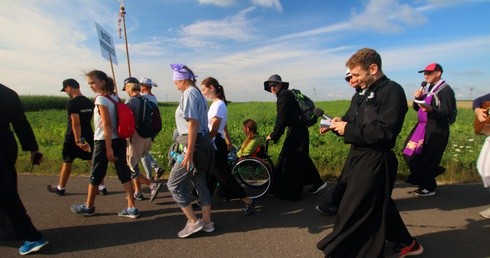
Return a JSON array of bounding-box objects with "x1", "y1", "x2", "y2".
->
[{"x1": 101, "y1": 95, "x2": 135, "y2": 139}]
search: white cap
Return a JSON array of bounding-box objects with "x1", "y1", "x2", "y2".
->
[{"x1": 139, "y1": 77, "x2": 157, "y2": 87}]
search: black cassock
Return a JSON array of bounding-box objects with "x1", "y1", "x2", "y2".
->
[
  {"x1": 317, "y1": 76, "x2": 413, "y2": 257},
  {"x1": 269, "y1": 88, "x2": 323, "y2": 201}
]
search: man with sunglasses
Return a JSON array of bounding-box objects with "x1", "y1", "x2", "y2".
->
[{"x1": 402, "y1": 63, "x2": 456, "y2": 197}]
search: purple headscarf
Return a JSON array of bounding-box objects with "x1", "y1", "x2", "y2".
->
[{"x1": 170, "y1": 63, "x2": 197, "y2": 81}]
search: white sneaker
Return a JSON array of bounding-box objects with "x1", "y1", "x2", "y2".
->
[
  {"x1": 177, "y1": 219, "x2": 204, "y2": 238},
  {"x1": 479, "y1": 207, "x2": 490, "y2": 219}
]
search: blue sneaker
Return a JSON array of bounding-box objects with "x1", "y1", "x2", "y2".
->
[
  {"x1": 71, "y1": 204, "x2": 95, "y2": 216},
  {"x1": 19, "y1": 237, "x2": 49, "y2": 255},
  {"x1": 118, "y1": 207, "x2": 140, "y2": 219}
]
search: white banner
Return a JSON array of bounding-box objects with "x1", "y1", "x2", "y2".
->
[{"x1": 95, "y1": 22, "x2": 118, "y2": 65}]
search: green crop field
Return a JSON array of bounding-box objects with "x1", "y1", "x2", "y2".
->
[{"x1": 15, "y1": 96, "x2": 485, "y2": 185}]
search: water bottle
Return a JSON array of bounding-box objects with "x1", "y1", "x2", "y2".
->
[
  {"x1": 170, "y1": 151, "x2": 193, "y2": 170},
  {"x1": 79, "y1": 137, "x2": 91, "y2": 152}
]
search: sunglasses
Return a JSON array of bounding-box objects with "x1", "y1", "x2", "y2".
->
[
  {"x1": 345, "y1": 76, "x2": 352, "y2": 82},
  {"x1": 269, "y1": 82, "x2": 279, "y2": 87}
]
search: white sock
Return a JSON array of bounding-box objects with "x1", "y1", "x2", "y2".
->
[{"x1": 98, "y1": 185, "x2": 106, "y2": 190}]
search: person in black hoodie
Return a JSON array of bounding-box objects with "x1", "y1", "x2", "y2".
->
[{"x1": 264, "y1": 74, "x2": 326, "y2": 201}]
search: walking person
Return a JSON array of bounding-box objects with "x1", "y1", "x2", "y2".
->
[
  {"x1": 139, "y1": 77, "x2": 165, "y2": 181},
  {"x1": 71, "y1": 70, "x2": 139, "y2": 219},
  {"x1": 122, "y1": 77, "x2": 162, "y2": 202},
  {"x1": 264, "y1": 74, "x2": 326, "y2": 201},
  {"x1": 403, "y1": 63, "x2": 457, "y2": 196},
  {"x1": 47, "y1": 78, "x2": 108, "y2": 196},
  {"x1": 200, "y1": 77, "x2": 255, "y2": 215},
  {"x1": 317, "y1": 48, "x2": 423, "y2": 257},
  {"x1": 315, "y1": 69, "x2": 363, "y2": 216},
  {"x1": 0, "y1": 83, "x2": 49, "y2": 255},
  {"x1": 167, "y1": 64, "x2": 214, "y2": 238}
]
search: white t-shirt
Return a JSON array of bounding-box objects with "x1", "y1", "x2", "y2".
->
[
  {"x1": 94, "y1": 94, "x2": 119, "y2": 140},
  {"x1": 208, "y1": 99, "x2": 227, "y2": 136}
]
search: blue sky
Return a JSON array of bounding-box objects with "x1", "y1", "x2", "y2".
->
[{"x1": 1, "y1": 0, "x2": 489, "y2": 102}]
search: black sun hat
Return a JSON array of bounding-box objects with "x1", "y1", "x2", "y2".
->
[{"x1": 263, "y1": 74, "x2": 289, "y2": 92}]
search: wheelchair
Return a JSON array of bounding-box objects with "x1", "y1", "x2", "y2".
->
[{"x1": 228, "y1": 141, "x2": 273, "y2": 199}]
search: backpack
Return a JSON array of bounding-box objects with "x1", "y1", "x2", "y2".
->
[
  {"x1": 102, "y1": 95, "x2": 135, "y2": 139},
  {"x1": 290, "y1": 89, "x2": 318, "y2": 127},
  {"x1": 136, "y1": 96, "x2": 162, "y2": 138},
  {"x1": 431, "y1": 84, "x2": 457, "y2": 124}
]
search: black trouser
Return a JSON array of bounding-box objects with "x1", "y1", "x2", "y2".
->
[
  {"x1": 207, "y1": 135, "x2": 247, "y2": 200},
  {"x1": 0, "y1": 131, "x2": 42, "y2": 241}
]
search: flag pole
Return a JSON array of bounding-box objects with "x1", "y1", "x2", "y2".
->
[{"x1": 120, "y1": 4, "x2": 131, "y2": 77}]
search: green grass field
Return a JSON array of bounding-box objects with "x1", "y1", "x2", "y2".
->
[{"x1": 16, "y1": 96, "x2": 485, "y2": 184}]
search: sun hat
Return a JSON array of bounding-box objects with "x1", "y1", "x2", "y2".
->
[{"x1": 263, "y1": 74, "x2": 289, "y2": 92}]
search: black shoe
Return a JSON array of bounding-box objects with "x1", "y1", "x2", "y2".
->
[
  {"x1": 47, "y1": 185, "x2": 65, "y2": 196},
  {"x1": 309, "y1": 182, "x2": 328, "y2": 194},
  {"x1": 315, "y1": 204, "x2": 338, "y2": 216},
  {"x1": 413, "y1": 188, "x2": 435, "y2": 197}
]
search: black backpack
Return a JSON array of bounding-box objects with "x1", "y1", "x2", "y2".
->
[
  {"x1": 136, "y1": 96, "x2": 162, "y2": 138},
  {"x1": 290, "y1": 89, "x2": 317, "y2": 127}
]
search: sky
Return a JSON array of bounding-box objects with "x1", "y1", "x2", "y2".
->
[{"x1": 1, "y1": 0, "x2": 489, "y2": 102}]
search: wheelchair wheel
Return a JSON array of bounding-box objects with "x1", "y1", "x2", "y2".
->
[{"x1": 231, "y1": 157, "x2": 272, "y2": 199}]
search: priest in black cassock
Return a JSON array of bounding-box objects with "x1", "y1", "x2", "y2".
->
[{"x1": 316, "y1": 48, "x2": 423, "y2": 258}]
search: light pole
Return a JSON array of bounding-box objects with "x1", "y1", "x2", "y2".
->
[{"x1": 119, "y1": 4, "x2": 131, "y2": 77}]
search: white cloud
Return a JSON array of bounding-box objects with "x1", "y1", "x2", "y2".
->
[
  {"x1": 349, "y1": 0, "x2": 427, "y2": 33},
  {"x1": 179, "y1": 7, "x2": 256, "y2": 49},
  {"x1": 251, "y1": 0, "x2": 283, "y2": 11},
  {"x1": 198, "y1": 0, "x2": 237, "y2": 7}
]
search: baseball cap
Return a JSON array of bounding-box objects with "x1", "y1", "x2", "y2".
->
[
  {"x1": 122, "y1": 77, "x2": 139, "y2": 90},
  {"x1": 61, "y1": 78, "x2": 80, "y2": 92},
  {"x1": 139, "y1": 77, "x2": 157, "y2": 87},
  {"x1": 418, "y1": 63, "x2": 443, "y2": 73}
]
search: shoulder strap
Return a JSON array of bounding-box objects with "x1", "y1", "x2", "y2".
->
[{"x1": 432, "y1": 83, "x2": 448, "y2": 107}]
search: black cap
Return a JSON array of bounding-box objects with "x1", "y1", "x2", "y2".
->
[
  {"x1": 122, "y1": 77, "x2": 139, "y2": 90},
  {"x1": 61, "y1": 78, "x2": 80, "y2": 92}
]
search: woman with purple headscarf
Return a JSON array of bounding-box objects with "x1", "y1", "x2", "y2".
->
[{"x1": 167, "y1": 64, "x2": 215, "y2": 238}]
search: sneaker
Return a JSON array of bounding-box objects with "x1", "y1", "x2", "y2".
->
[
  {"x1": 309, "y1": 182, "x2": 328, "y2": 194},
  {"x1": 47, "y1": 185, "x2": 65, "y2": 196},
  {"x1": 118, "y1": 207, "x2": 140, "y2": 219},
  {"x1": 149, "y1": 182, "x2": 162, "y2": 202},
  {"x1": 242, "y1": 198, "x2": 256, "y2": 215},
  {"x1": 19, "y1": 237, "x2": 49, "y2": 255},
  {"x1": 479, "y1": 207, "x2": 490, "y2": 219},
  {"x1": 203, "y1": 221, "x2": 215, "y2": 233},
  {"x1": 315, "y1": 204, "x2": 338, "y2": 216},
  {"x1": 71, "y1": 204, "x2": 95, "y2": 216},
  {"x1": 413, "y1": 188, "x2": 435, "y2": 197},
  {"x1": 154, "y1": 167, "x2": 164, "y2": 181},
  {"x1": 134, "y1": 192, "x2": 145, "y2": 201},
  {"x1": 397, "y1": 239, "x2": 423, "y2": 257},
  {"x1": 177, "y1": 219, "x2": 204, "y2": 238},
  {"x1": 98, "y1": 188, "x2": 108, "y2": 195}
]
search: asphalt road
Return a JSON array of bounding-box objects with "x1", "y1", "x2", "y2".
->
[{"x1": 1, "y1": 175, "x2": 489, "y2": 257}]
